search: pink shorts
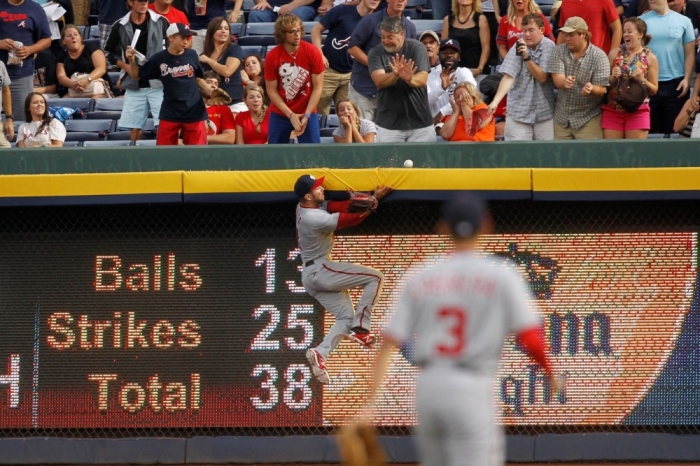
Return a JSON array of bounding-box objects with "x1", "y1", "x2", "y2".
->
[{"x1": 601, "y1": 103, "x2": 650, "y2": 131}]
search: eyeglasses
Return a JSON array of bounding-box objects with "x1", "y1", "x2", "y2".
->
[{"x1": 284, "y1": 28, "x2": 302, "y2": 35}]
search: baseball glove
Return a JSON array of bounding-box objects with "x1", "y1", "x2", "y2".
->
[
  {"x1": 347, "y1": 192, "x2": 378, "y2": 213},
  {"x1": 337, "y1": 423, "x2": 386, "y2": 466},
  {"x1": 209, "y1": 88, "x2": 232, "y2": 106}
]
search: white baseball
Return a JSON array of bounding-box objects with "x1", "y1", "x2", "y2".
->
[{"x1": 404, "y1": 159, "x2": 413, "y2": 168}]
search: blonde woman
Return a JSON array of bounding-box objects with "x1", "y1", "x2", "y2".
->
[
  {"x1": 332, "y1": 99, "x2": 377, "y2": 143},
  {"x1": 496, "y1": 0, "x2": 554, "y2": 58},
  {"x1": 235, "y1": 84, "x2": 270, "y2": 144},
  {"x1": 441, "y1": 0, "x2": 491, "y2": 79},
  {"x1": 441, "y1": 81, "x2": 495, "y2": 141}
]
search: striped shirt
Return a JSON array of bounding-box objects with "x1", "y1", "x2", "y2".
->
[{"x1": 547, "y1": 43, "x2": 610, "y2": 130}]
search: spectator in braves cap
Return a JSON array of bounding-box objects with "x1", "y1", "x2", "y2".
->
[
  {"x1": 427, "y1": 38, "x2": 477, "y2": 124},
  {"x1": 126, "y1": 23, "x2": 213, "y2": 145}
]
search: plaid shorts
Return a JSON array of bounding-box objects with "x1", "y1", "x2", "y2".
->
[{"x1": 98, "y1": 23, "x2": 113, "y2": 50}]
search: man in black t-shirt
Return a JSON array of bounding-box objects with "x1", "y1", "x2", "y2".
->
[
  {"x1": 127, "y1": 23, "x2": 212, "y2": 145},
  {"x1": 368, "y1": 16, "x2": 434, "y2": 142}
]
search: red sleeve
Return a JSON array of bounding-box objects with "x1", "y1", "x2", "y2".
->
[
  {"x1": 264, "y1": 49, "x2": 279, "y2": 81},
  {"x1": 326, "y1": 200, "x2": 351, "y2": 213},
  {"x1": 336, "y1": 212, "x2": 368, "y2": 229},
  {"x1": 220, "y1": 106, "x2": 236, "y2": 131},
  {"x1": 603, "y1": 0, "x2": 620, "y2": 22},
  {"x1": 308, "y1": 42, "x2": 326, "y2": 75},
  {"x1": 516, "y1": 326, "x2": 552, "y2": 375},
  {"x1": 496, "y1": 17, "x2": 508, "y2": 46},
  {"x1": 542, "y1": 14, "x2": 554, "y2": 40}
]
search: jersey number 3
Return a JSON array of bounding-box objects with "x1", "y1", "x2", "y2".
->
[{"x1": 436, "y1": 307, "x2": 467, "y2": 356}]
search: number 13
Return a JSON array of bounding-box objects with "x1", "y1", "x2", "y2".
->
[{"x1": 436, "y1": 307, "x2": 467, "y2": 356}]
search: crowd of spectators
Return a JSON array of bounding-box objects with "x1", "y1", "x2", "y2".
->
[{"x1": 1, "y1": 0, "x2": 700, "y2": 146}]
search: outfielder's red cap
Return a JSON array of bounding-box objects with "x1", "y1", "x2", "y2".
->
[{"x1": 294, "y1": 174, "x2": 325, "y2": 198}]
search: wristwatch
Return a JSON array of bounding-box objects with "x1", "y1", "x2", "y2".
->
[
  {"x1": 303, "y1": 113, "x2": 311, "y2": 119},
  {"x1": 87, "y1": 76, "x2": 93, "y2": 83},
  {"x1": 4, "y1": 114, "x2": 13, "y2": 120},
  {"x1": 523, "y1": 57, "x2": 532, "y2": 62}
]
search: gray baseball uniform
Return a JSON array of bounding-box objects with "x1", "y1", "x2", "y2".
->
[
  {"x1": 385, "y1": 251, "x2": 539, "y2": 466},
  {"x1": 297, "y1": 202, "x2": 384, "y2": 360}
]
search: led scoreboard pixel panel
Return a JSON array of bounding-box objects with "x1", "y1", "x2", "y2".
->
[{"x1": 0, "y1": 232, "x2": 697, "y2": 428}]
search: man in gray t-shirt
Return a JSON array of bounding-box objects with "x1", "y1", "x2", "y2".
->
[
  {"x1": 368, "y1": 17, "x2": 435, "y2": 142},
  {"x1": 0, "y1": 61, "x2": 13, "y2": 148}
]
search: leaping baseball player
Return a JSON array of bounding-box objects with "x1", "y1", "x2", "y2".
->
[
  {"x1": 366, "y1": 195, "x2": 557, "y2": 466},
  {"x1": 294, "y1": 174, "x2": 393, "y2": 385}
]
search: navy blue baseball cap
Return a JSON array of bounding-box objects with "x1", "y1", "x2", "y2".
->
[
  {"x1": 166, "y1": 23, "x2": 197, "y2": 37},
  {"x1": 440, "y1": 195, "x2": 486, "y2": 238},
  {"x1": 294, "y1": 174, "x2": 325, "y2": 198},
  {"x1": 439, "y1": 38, "x2": 461, "y2": 53}
]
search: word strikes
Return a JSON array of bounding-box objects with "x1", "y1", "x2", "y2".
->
[
  {"x1": 88, "y1": 373, "x2": 200, "y2": 412},
  {"x1": 95, "y1": 254, "x2": 202, "y2": 292},
  {"x1": 47, "y1": 312, "x2": 201, "y2": 350}
]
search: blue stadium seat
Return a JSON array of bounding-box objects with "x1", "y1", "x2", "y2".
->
[
  {"x1": 88, "y1": 24, "x2": 100, "y2": 38},
  {"x1": 245, "y1": 23, "x2": 276, "y2": 35},
  {"x1": 135, "y1": 139, "x2": 157, "y2": 146},
  {"x1": 320, "y1": 136, "x2": 335, "y2": 143},
  {"x1": 65, "y1": 132, "x2": 102, "y2": 142},
  {"x1": 265, "y1": 44, "x2": 276, "y2": 56},
  {"x1": 326, "y1": 114, "x2": 340, "y2": 127},
  {"x1": 87, "y1": 111, "x2": 122, "y2": 121},
  {"x1": 229, "y1": 22, "x2": 245, "y2": 36},
  {"x1": 537, "y1": 0, "x2": 555, "y2": 16},
  {"x1": 238, "y1": 35, "x2": 277, "y2": 46},
  {"x1": 65, "y1": 119, "x2": 114, "y2": 134},
  {"x1": 302, "y1": 22, "x2": 317, "y2": 34},
  {"x1": 106, "y1": 131, "x2": 133, "y2": 141},
  {"x1": 320, "y1": 127, "x2": 335, "y2": 137},
  {"x1": 411, "y1": 19, "x2": 444, "y2": 36},
  {"x1": 76, "y1": 25, "x2": 86, "y2": 38},
  {"x1": 83, "y1": 140, "x2": 132, "y2": 147},
  {"x1": 94, "y1": 98, "x2": 124, "y2": 111},
  {"x1": 47, "y1": 97, "x2": 94, "y2": 112},
  {"x1": 63, "y1": 140, "x2": 81, "y2": 147},
  {"x1": 240, "y1": 45, "x2": 265, "y2": 57}
]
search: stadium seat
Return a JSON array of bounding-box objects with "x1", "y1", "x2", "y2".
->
[
  {"x1": 411, "y1": 19, "x2": 444, "y2": 36},
  {"x1": 229, "y1": 22, "x2": 245, "y2": 36},
  {"x1": 243, "y1": 0, "x2": 255, "y2": 9},
  {"x1": 320, "y1": 136, "x2": 335, "y2": 143},
  {"x1": 245, "y1": 23, "x2": 276, "y2": 35},
  {"x1": 265, "y1": 44, "x2": 276, "y2": 56},
  {"x1": 240, "y1": 45, "x2": 265, "y2": 57},
  {"x1": 326, "y1": 114, "x2": 340, "y2": 127},
  {"x1": 65, "y1": 119, "x2": 114, "y2": 134},
  {"x1": 83, "y1": 140, "x2": 132, "y2": 147},
  {"x1": 47, "y1": 97, "x2": 94, "y2": 112},
  {"x1": 537, "y1": 0, "x2": 555, "y2": 16},
  {"x1": 87, "y1": 111, "x2": 122, "y2": 121},
  {"x1": 320, "y1": 127, "x2": 335, "y2": 137},
  {"x1": 76, "y1": 25, "x2": 86, "y2": 38},
  {"x1": 238, "y1": 35, "x2": 277, "y2": 46},
  {"x1": 83, "y1": 39, "x2": 101, "y2": 49},
  {"x1": 135, "y1": 139, "x2": 157, "y2": 146},
  {"x1": 94, "y1": 98, "x2": 124, "y2": 111},
  {"x1": 302, "y1": 22, "x2": 317, "y2": 34},
  {"x1": 63, "y1": 140, "x2": 81, "y2": 147},
  {"x1": 65, "y1": 132, "x2": 102, "y2": 142},
  {"x1": 106, "y1": 131, "x2": 133, "y2": 141}
]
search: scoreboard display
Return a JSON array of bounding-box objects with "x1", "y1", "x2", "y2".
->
[{"x1": 0, "y1": 231, "x2": 697, "y2": 428}]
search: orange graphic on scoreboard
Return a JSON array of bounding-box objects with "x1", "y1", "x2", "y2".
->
[{"x1": 322, "y1": 233, "x2": 697, "y2": 426}]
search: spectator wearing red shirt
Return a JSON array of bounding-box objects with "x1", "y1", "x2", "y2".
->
[
  {"x1": 264, "y1": 14, "x2": 324, "y2": 144},
  {"x1": 557, "y1": 0, "x2": 621, "y2": 54},
  {"x1": 149, "y1": 0, "x2": 190, "y2": 25},
  {"x1": 236, "y1": 83, "x2": 271, "y2": 144},
  {"x1": 497, "y1": 0, "x2": 554, "y2": 59},
  {"x1": 202, "y1": 72, "x2": 236, "y2": 144}
]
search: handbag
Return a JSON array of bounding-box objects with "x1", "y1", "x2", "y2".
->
[
  {"x1": 68, "y1": 72, "x2": 108, "y2": 97},
  {"x1": 613, "y1": 77, "x2": 648, "y2": 113}
]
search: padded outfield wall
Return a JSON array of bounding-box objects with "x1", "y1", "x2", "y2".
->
[{"x1": 0, "y1": 141, "x2": 699, "y2": 464}]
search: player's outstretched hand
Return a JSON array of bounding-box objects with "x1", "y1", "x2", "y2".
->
[{"x1": 374, "y1": 185, "x2": 393, "y2": 201}]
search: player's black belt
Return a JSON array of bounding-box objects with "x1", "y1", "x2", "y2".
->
[{"x1": 305, "y1": 260, "x2": 315, "y2": 267}]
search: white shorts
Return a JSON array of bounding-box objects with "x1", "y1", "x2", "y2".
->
[
  {"x1": 117, "y1": 87, "x2": 163, "y2": 129},
  {"x1": 229, "y1": 101, "x2": 248, "y2": 114}
]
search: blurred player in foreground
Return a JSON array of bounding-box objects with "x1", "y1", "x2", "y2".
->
[
  {"x1": 366, "y1": 195, "x2": 556, "y2": 466},
  {"x1": 295, "y1": 174, "x2": 393, "y2": 384}
]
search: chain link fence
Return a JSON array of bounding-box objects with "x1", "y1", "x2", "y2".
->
[{"x1": 0, "y1": 200, "x2": 697, "y2": 439}]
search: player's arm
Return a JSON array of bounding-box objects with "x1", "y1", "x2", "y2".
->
[{"x1": 515, "y1": 325, "x2": 552, "y2": 376}]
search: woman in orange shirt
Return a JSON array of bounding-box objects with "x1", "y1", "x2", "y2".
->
[{"x1": 440, "y1": 81, "x2": 495, "y2": 141}]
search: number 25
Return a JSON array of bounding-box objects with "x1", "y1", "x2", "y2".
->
[{"x1": 436, "y1": 307, "x2": 467, "y2": 356}]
